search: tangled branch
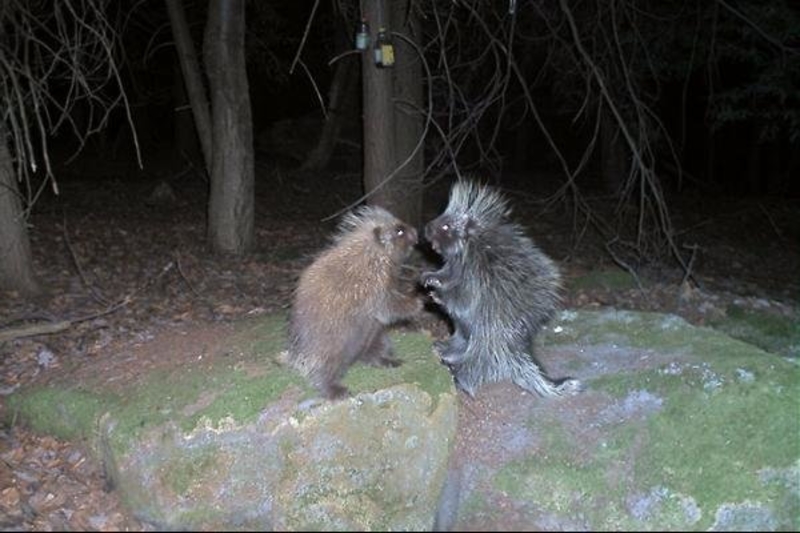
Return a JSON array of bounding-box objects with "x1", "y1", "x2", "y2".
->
[{"x1": 0, "y1": 0, "x2": 139, "y2": 211}]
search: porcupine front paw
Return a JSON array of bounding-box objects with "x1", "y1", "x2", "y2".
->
[
  {"x1": 421, "y1": 271, "x2": 443, "y2": 290},
  {"x1": 421, "y1": 273, "x2": 446, "y2": 306}
]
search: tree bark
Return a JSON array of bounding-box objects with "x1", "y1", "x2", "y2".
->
[
  {"x1": 0, "y1": 125, "x2": 39, "y2": 295},
  {"x1": 390, "y1": 0, "x2": 424, "y2": 226},
  {"x1": 361, "y1": 0, "x2": 397, "y2": 210},
  {"x1": 203, "y1": 0, "x2": 254, "y2": 254},
  {"x1": 165, "y1": 0, "x2": 213, "y2": 173}
]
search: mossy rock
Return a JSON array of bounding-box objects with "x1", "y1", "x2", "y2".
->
[
  {"x1": 708, "y1": 304, "x2": 800, "y2": 359},
  {"x1": 452, "y1": 309, "x2": 800, "y2": 531},
  {"x1": 6, "y1": 313, "x2": 457, "y2": 531}
]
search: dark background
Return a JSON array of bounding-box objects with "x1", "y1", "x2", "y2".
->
[{"x1": 42, "y1": 0, "x2": 800, "y2": 200}]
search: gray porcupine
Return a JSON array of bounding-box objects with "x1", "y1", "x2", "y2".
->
[
  {"x1": 421, "y1": 179, "x2": 581, "y2": 397},
  {"x1": 288, "y1": 205, "x2": 422, "y2": 399}
]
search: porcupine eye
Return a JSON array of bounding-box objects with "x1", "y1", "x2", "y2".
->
[
  {"x1": 434, "y1": 222, "x2": 447, "y2": 242},
  {"x1": 394, "y1": 225, "x2": 414, "y2": 248}
]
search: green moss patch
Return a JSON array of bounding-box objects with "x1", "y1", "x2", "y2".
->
[
  {"x1": 343, "y1": 329, "x2": 452, "y2": 407},
  {"x1": 6, "y1": 386, "x2": 117, "y2": 443},
  {"x1": 6, "y1": 314, "x2": 303, "y2": 451},
  {"x1": 494, "y1": 311, "x2": 800, "y2": 531},
  {"x1": 709, "y1": 304, "x2": 800, "y2": 359},
  {"x1": 547, "y1": 309, "x2": 792, "y2": 364},
  {"x1": 567, "y1": 267, "x2": 640, "y2": 291},
  {"x1": 6, "y1": 314, "x2": 451, "y2": 455}
]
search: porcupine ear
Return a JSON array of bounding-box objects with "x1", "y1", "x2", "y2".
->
[
  {"x1": 463, "y1": 214, "x2": 478, "y2": 237},
  {"x1": 373, "y1": 226, "x2": 389, "y2": 247},
  {"x1": 454, "y1": 211, "x2": 477, "y2": 238}
]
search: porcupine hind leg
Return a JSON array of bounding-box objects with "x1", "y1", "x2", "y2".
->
[
  {"x1": 359, "y1": 287, "x2": 421, "y2": 368},
  {"x1": 311, "y1": 353, "x2": 353, "y2": 400},
  {"x1": 447, "y1": 352, "x2": 487, "y2": 398},
  {"x1": 358, "y1": 328, "x2": 403, "y2": 368},
  {"x1": 434, "y1": 318, "x2": 471, "y2": 366}
]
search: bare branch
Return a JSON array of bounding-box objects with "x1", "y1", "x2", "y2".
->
[
  {"x1": 716, "y1": 0, "x2": 796, "y2": 54},
  {"x1": 1, "y1": 0, "x2": 140, "y2": 207},
  {"x1": 290, "y1": 0, "x2": 321, "y2": 75}
]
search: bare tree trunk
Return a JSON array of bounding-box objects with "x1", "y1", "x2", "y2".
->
[
  {"x1": 165, "y1": 0, "x2": 213, "y2": 173},
  {"x1": 390, "y1": 0, "x2": 424, "y2": 226},
  {"x1": 0, "y1": 126, "x2": 39, "y2": 295},
  {"x1": 203, "y1": 0, "x2": 254, "y2": 254},
  {"x1": 361, "y1": 0, "x2": 397, "y2": 209},
  {"x1": 302, "y1": 58, "x2": 358, "y2": 171},
  {"x1": 600, "y1": 103, "x2": 628, "y2": 195},
  {"x1": 172, "y1": 54, "x2": 202, "y2": 168}
]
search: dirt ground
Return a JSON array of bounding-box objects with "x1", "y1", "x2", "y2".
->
[{"x1": 1, "y1": 165, "x2": 798, "y2": 531}]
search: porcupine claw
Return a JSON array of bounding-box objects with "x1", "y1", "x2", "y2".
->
[{"x1": 421, "y1": 271, "x2": 443, "y2": 290}]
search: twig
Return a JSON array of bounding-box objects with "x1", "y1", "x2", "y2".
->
[
  {"x1": 716, "y1": 0, "x2": 796, "y2": 53},
  {"x1": 680, "y1": 243, "x2": 699, "y2": 287},
  {"x1": 61, "y1": 211, "x2": 111, "y2": 307},
  {"x1": 0, "y1": 261, "x2": 175, "y2": 343},
  {"x1": 289, "y1": 0, "x2": 321, "y2": 74},
  {"x1": 758, "y1": 202, "x2": 786, "y2": 241},
  {"x1": 0, "y1": 321, "x2": 74, "y2": 343},
  {"x1": 174, "y1": 253, "x2": 203, "y2": 300},
  {"x1": 604, "y1": 238, "x2": 645, "y2": 295},
  {"x1": 296, "y1": 58, "x2": 328, "y2": 120}
]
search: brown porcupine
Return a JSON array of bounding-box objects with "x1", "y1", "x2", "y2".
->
[
  {"x1": 421, "y1": 179, "x2": 581, "y2": 397},
  {"x1": 287, "y1": 205, "x2": 423, "y2": 400}
]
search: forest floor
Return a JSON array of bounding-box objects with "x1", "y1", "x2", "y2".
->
[{"x1": 0, "y1": 164, "x2": 798, "y2": 531}]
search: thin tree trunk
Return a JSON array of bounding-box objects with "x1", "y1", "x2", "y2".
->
[
  {"x1": 0, "y1": 126, "x2": 39, "y2": 295},
  {"x1": 165, "y1": 0, "x2": 212, "y2": 173},
  {"x1": 361, "y1": 0, "x2": 396, "y2": 209},
  {"x1": 390, "y1": 0, "x2": 424, "y2": 226},
  {"x1": 172, "y1": 54, "x2": 202, "y2": 167},
  {"x1": 302, "y1": 58, "x2": 358, "y2": 171},
  {"x1": 203, "y1": 0, "x2": 254, "y2": 254}
]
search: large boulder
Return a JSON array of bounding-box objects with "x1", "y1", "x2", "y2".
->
[
  {"x1": 6, "y1": 314, "x2": 457, "y2": 530},
  {"x1": 445, "y1": 309, "x2": 800, "y2": 531},
  {"x1": 7, "y1": 309, "x2": 798, "y2": 531}
]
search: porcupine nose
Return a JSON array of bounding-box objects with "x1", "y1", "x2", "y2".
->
[
  {"x1": 409, "y1": 226, "x2": 418, "y2": 244},
  {"x1": 424, "y1": 221, "x2": 434, "y2": 243}
]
